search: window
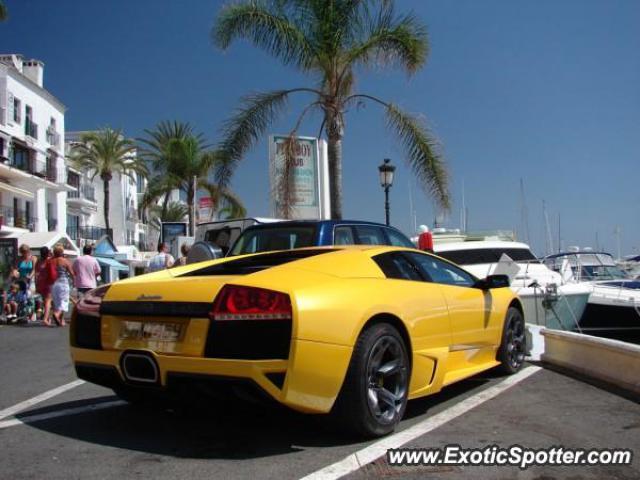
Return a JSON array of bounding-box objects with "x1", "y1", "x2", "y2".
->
[
  {"x1": 12, "y1": 144, "x2": 29, "y2": 170},
  {"x1": 334, "y1": 226, "x2": 355, "y2": 245},
  {"x1": 204, "y1": 227, "x2": 242, "y2": 254},
  {"x1": 437, "y1": 248, "x2": 539, "y2": 266},
  {"x1": 353, "y1": 225, "x2": 386, "y2": 245},
  {"x1": 373, "y1": 253, "x2": 423, "y2": 281},
  {"x1": 384, "y1": 227, "x2": 415, "y2": 248},
  {"x1": 408, "y1": 253, "x2": 476, "y2": 287},
  {"x1": 229, "y1": 225, "x2": 316, "y2": 256},
  {"x1": 13, "y1": 98, "x2": 21, "y2": 123}
]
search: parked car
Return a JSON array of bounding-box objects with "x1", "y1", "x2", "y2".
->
[
  {"x1": 188, "y1": 217, "x2": 281, "y2": 263},
  {"x1": 71, "y1": 245, "x2": 522, "y2": 437},
  {"x1": 227, "y1": 219, "x2": 416, "y2": 257}
]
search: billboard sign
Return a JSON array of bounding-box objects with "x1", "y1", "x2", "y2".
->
[
  {"x1": 269, "y1": 135, "x2": 330, "y2": 220},
  {"x1": 198, "y1": 196, "x2": 214, "y2": 222}
]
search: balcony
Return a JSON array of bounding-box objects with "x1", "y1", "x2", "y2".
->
[
  {"x1": 25, "y1": 119, "x2": 38, "y2": 139},
  {"x1": 46, "y1": 126, "x2": 61, "y2": 148},
  {"x1": 0, "y1": 205, "x2": 37, "y2": 231},
  {"x1": 68, "y1": 184, "x2": 96, "y2": 201},
  {"x1": 1, "y1": 153, "x2": 65, "y2": 183},
  {"x1": 67, "y1": 225, "x2": 113, "y2": 244}
]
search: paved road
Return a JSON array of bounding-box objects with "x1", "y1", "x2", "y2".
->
[{"x1": 1, "y1": 323, "x2": 638, "y2": 480}]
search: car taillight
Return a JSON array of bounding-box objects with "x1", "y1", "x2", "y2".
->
[
  {"x1": 76, "y1": 284, "x2": 111, "y2": 318},
  {"x1": 210, "y1": 285, "x2": 292, "y2": 321}
]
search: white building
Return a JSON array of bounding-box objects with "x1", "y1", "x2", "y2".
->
[
  {"x1": 65, "y1": 131, "x2": 149, "y2": 251},
  {"x1": 0, "y1": 54, "x2": 69, "y2": 238}
]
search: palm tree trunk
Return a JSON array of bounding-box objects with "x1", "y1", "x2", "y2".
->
[
  {"x1": 187, "y1": 185, "x2": 194, "y2": 236},
  {"x1": 161, "y1": 192, "x2": 170, "y2": 219},
  {"x1": 327, "y1": 132, "x2": 343, "y2": 220},
  {"x1": 102, "y1": 177, "x2": 111, "y2": 234}
]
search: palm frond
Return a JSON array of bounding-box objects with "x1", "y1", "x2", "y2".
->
[
  {"x1": 344, "y1": 5, "x2": 428, "y2": 74},
  {"x1": 213, "y1": 1, "x2": 314, "y2": 70},
  {"x1": 0, "y1": 1, "x2": 7, "y2": 21},
  {"x1": 385, "y1": 103, "x2": 449, "y2": 210},
  {"x1": 148, "y1": 201, "x2": 189, "y2": 231},
  {"x1": 217, "y1": 89, "x2": 308, "y2": 186}
]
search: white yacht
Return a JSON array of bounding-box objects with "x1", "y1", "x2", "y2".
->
[
  {"x1": 433, "y1": 240, "x2": 591, "y2": 332},
  {"x1": 544, "y1": 251, "x2": 640, "y2": 342}
]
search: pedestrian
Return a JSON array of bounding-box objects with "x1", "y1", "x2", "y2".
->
[
  {"x1": 50, "y1": 243, "x2": 75, "y2": 327},
  {"x1": 175, "y1": 243, "x2": 190, "y2": 267},
  {"x1": 73, "y1": 244, "x2": 101, "y2": 297},
  {"x1": 35, "y1": 246, "x2": 54, "y2": 326},
  {"x1": 13, "y1": 243, "x2": 37, "y2": 290},
  {"x1": 147, "y1": 242, "x2": 174, "y2": 273},
  {"x1": 12, "y1": 244, "x2": 37, "y2": 322}
]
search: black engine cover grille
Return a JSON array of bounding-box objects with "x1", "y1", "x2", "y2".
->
[
  {"x1": 204, "y1": 320, "x2": 292, "y2": 360},
  {"x1": 71, "y1": 314, "x2": 102, "y2": 350}
]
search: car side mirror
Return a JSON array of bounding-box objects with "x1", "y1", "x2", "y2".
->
[{"x1": 474, "y1": 274, "x2": 510, "y2": 290}]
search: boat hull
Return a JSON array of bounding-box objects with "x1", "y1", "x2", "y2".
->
[
  {"x1": 516, "y1": 288, "x2": 590, "y2": 331},
  {"x1": 578, "y1": 302, "x2": 640, "y2": 344}
]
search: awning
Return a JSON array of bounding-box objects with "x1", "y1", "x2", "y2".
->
[
  {"x1": 6, "y1": 231, "x2": 80, "y2": 257},
  {"x1": 0, "y1": 181, "x2": 34, "y2": 199},
  {"x1": 96, "y1": 256, "x2": 129, "y2": 271}
]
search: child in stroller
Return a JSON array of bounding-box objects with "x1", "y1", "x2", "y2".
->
[{"x1": 3, "y1": 281, "x2": 36, "y2": 323}]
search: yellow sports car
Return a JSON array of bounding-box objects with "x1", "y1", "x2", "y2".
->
[{"x1": 70, "y1": 246, "x2": 525, "y2": 437}]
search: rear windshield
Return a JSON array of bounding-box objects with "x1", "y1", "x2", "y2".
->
[
  {"x1": 228, "y1": 225, "x2": 316, "y2": 256},
  {"x1": 437, "y1": 248, "x2": 539, "y2": 265},
  {"x1": 181, "y1": 249, "x2": 336, "y2": 276}
]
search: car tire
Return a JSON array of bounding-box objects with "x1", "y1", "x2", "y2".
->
[
  {"x1": 333, "y1": 322, "x2": 410, "y2": 438},
  {"x1": 496, "y1": 307, "x2": 526, "y2": 374}
]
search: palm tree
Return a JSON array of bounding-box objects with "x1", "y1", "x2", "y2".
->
[
  {"x1": 69, "y1": 128, "x2": 148, "y2": 233},
  {"x1": 147, "y1": 201, "x2": 189, "y2": 232},
  {"x1": 212, "y1": 0, "x2": 449, "y2": 219},
  {"x1": 139, "y1": 121, "x2": 246, "y2": 235},
  {"x1": 199, "y1": 182, "x2": 247, "y2": 220},
  {"x1": 0, "y1": 1, "x2": 7, "y2": 21}
]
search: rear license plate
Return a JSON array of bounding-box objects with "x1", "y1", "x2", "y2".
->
[{"x1": 120, "y1": 321, "x2": 183, "y2": 342}]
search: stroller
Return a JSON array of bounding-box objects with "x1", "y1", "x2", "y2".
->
[{"x1": 3, "y1": 280, "x2": 37, "y2": 323}]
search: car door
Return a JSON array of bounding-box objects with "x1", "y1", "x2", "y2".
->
[
  {"x1": 405, "y1": 252, "x2": 495, "y2": 350},
  {"x1": 372, "y1": 251, "x2": 452, "y2": 349},
  {"x1": 372, "y1": 251, "x2": 453, "y2": 395}
]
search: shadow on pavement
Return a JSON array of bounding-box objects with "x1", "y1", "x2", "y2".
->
[{"x1": 21, "y1": 371, "x2": 501, "y2": 460}]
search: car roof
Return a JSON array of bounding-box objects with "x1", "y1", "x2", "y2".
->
[{"x1": 240, "y1": 219, "x2": 398, "y2": 229}]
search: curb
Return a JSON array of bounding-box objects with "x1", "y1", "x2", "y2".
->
[{"x1": 541, "y1": 329, "x2": 640, "y2": 397}]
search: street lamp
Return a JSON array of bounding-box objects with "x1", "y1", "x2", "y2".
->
[{"x1": 378, "y1": 158, "x2": 396, "y2": 226}]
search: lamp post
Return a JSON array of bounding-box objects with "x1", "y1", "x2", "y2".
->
[{"x1": 378, "y1": 158, "x2": 396, "y2": 226}]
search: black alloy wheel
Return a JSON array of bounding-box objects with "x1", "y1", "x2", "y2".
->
[
  {"x1": 497, "y1": 307, "x2": 526, "y2": 374},
  {"x1": 333, "y1": 322, "x2": 410, "y2": 438}
]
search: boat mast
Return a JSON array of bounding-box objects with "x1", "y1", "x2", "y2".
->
[
  {"x1": 408, "y1": 179, "x2": 417, "y2": 234},
  {"x1": 519, "y1": 178, "x2": 530, "y2": 244},
  {"x1": 543, "y1": 200, "x2": 554, "y2": 256},
  {"x1": 461, "y1": 179, "x2": 467, "y2": 233},
  {"x1": 614, "y1": 226, "x2": 621, "y2": 260}
]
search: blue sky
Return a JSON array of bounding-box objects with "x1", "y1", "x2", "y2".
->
[{"x1": 1, "y1": 0, "x2": 638, "y2": 256}]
